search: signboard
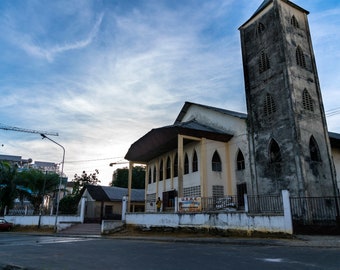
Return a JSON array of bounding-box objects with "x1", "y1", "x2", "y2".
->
[{"x1": 178, "y1": 197, "x2": 201, "y2": 212}]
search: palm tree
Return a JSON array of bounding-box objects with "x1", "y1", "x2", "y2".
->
[
  {"x1": 0, "y1": 161, "x2": 18, "y2": 215},
  {"x1": 16, "y1": 169, "x2": 60, "y2": 213}
]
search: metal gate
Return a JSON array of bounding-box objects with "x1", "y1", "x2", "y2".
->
[{"x1": 290, "y1": 196, "x2": 340, "y2": 234}]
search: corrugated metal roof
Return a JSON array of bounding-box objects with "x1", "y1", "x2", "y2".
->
[
  {"x1": 85, "y1": 185, "x2": 145, "y2": 202},
  {"x1": 85, "y1": 185, "x2": 110, "y2": 201}
]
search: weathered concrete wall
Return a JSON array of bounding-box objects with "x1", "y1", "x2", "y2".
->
[
  {"x1": 125, "y1": 211, "x2": 292, "y2": 235},
  {"x1": 4, "y1": 215, "x2": 83, "y2": 231}
]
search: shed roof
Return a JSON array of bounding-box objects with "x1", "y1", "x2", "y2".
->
[
  {"x1": 85, "y1": 185, "x2": 110, "y2": 201},
  {"x1": 84, "y1": 185, "x2": 145, "y2": 202}
]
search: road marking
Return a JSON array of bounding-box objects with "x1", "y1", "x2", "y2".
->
[
  {"x1": 0, "y1": 236, "x2": 95, "y2": 247},
  {"x1": 262, "y1": 258, "x2": 283, "y2": 263}
]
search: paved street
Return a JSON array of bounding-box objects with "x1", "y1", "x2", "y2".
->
[{"x1": 0, "y1": 233, "x2": 339, "y2": 270}]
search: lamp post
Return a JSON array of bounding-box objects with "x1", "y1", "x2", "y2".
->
[{"x1": 41, "y1": 134, "x2": 65, "y2": 233}]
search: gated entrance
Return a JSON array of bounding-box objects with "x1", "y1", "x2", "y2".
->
[{"x1": 290, "y1": 196, "x2": 340, "y2": 235}]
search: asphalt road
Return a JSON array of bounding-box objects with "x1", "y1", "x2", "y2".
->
[{"x1": 0, "y1": 233, "x2": 339, "y2": 270}]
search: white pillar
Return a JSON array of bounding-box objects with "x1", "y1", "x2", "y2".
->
[
  {"x1": 80, "y1": 197, "x2": 86, "y2": 223},
  {"x1": 122, "y1": 196, "x2": 128, "y2": 221},
  {"x1": 244, "y1": 194, "x2": 249, "y2": 213},
  {"x1": 282, "y1": 190, "x2": 293, "y2": 234}
]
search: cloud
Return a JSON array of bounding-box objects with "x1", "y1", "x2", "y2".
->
[{"x1": 3, "y1": 11, "x2": 104, "y2": 62}]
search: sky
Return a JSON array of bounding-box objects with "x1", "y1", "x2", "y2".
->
[{"x1": 0, "y1": 0, "x2": 339, "y2": 186}]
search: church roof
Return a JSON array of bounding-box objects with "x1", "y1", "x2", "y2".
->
[
  {"x1": 124, "y1": 119, "x2": 233, "y2": 163},
  {"x1": 329, "y1": 132, "x2": 340, "y2": 149},
  {"x1": 175, "y1": 101, "x2": 247, "y2": 124}
]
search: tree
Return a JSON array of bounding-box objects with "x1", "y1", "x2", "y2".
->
[
  {"x1": 0, "y1": 161, "x2": 18, "y2": 215},
  {"x1": 72, "y1": 169, "x2": 100, "y2": 196},
  {"x1": 15, "y1": 169, "x2": 60, "y2": 213},
  {"x1": 110, "y1": 166, "x2": 145, "y2": 189}
]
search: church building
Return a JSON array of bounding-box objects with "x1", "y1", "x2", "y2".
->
[{"x1": 124, "y1": 0, "x2": 340, "y2": 209}]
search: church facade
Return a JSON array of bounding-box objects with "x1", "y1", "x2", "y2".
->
[{"x1": 124, "y1": 0, "x2": 340, "y2": 208}]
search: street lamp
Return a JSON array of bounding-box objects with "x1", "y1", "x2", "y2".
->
[{"x1": 41, "y1": 134, "x2": 65, "y2": 233}]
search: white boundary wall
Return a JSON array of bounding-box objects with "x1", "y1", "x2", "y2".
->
[
  {"x1": 125, "y1": 190, "x2": 293, "y2": 234},
  {"x1": 3, "y1": 197, "x2": 86, "y2": 231}
]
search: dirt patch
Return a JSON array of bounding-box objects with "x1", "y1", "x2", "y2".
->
[
  {"x1": 11, "y1": 225, "x2": 54, "y2": 234},
  {"x1": 111, "y1": 224, "x2": 294, "y2": 239}
]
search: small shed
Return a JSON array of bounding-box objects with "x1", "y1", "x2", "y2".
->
[{"x1": 82, "y1": 185, "x2": 145, "y2": 223}]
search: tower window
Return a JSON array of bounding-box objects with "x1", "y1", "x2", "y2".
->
[
  {"x1": 184, "y1": 153, "x2": 189, "y2": 174},
  {"x1": 174, "y1": 154, "x2": 178, "y2": 177},
  {"x1": 166, "y1": 156, "x2": 171, "y2": 179},
  {"x1": 296, "y1": 46, "x2": 306, "y2": 68},
  {"x1": 269, "y1": 139, "x2": 282, "y2": 163},
  {"x1": 291, "y1": 15, "x2": 299, "y2": 28},
  {"x1": 212, "y1": 151, "x2": 222, "y2": 172},
  {"x1": 259, "y1": 50, "x2": 270, "y2": 73},
  {"x1": 236, "y1": 149, "x2": 245, "y2": 171},
  {"x1": 263, "y1": 93, "x2": 277, "y2": 117},
  {"x1": 310, "y1": 136, "x2": 321, "y2": 162},
  {"x1": 192, "y1": 150, "x2": 198, "y2": 172},
  {"x1": 302, "y1": 89, "x2": 314, "y2": 112},
  {"x1": 256, "y1": 22, "x2": 265, "y2": 36}
]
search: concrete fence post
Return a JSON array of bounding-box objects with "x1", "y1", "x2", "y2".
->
[
  {"x1": 80, "y1": 197, "x2": 86, "y2": 223},
  {"x1": 244, "y1": 194, "x2": 249, "y2": 213},
  {"x1": 175, "y1": 197, "x2": 178, "y2": 212},
  {"x1": 122, "y1": 196, "x2": 128, "y2": 222},
  {"x1": 282, "y1": 190, "x2": 293, "y2": 234}
]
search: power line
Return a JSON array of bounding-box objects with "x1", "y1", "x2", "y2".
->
[{"x1": 326, "y1": 107, "x2": 340, "y2": 117}]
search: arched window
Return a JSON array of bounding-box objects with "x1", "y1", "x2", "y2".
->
[
  {"x1": 159, "y1": 160, "x2": 163, "y2": 181},
  {"x1": 212, "y1": 151, "x2": 222, "y2": 172},
  {"x1": 236, "y1": 149, "x2": 245, "y2": 171},
  {"x1": 302, "y1": 89, "x2": 314, "y2": 112},
  {"x1": 174, "y1": 154, "x2": 178, "y2": 177},
  {"x1": 184, "y1": 153, "x2": 189, "y2": 174},
  {"x1": 296, "y1": 46, "x2": 306, "y2": 68},
  {"x1": 264, "y1": 93, "x2": 276, "y2": 117},
  {"x1": 148, "y1": 168, "x2": 152, "y2": 184},
  {"x1": 310, "y1": 136, "x2": 321, "y2": 162},
  {"x1": 291, "y1": 15, "x2": 299, "y2": 28},
  {"x1": 256, "y1": 22, "x2": 265, "y2": 35},
  {"x1": 269, "y1": 139, "x2": 282, "y2": 163},
  {"x1": 259, "y1": 50, "x2": 270, "y2": 73},
  {"x1": 192, "y1": 150, "x2": 198, "y2": 172},
  {"x1": 153, "y1": 166, "x2": 156, "y2": 183},
  {"x1": 166, "y1": 156, "x2": 171, "y2": 179}
]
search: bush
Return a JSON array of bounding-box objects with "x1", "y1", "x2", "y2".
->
[{"x1": 59, "y1": 195, "x2": 79, "y2": 214}]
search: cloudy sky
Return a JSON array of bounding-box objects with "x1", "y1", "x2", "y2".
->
[{"x1": 1, "y1": 0, "x2": 339, "y2": 185}]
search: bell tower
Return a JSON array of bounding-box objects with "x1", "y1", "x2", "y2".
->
[{"x1": 239, "y1": 0, "x2": 338, "y2": 196}]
